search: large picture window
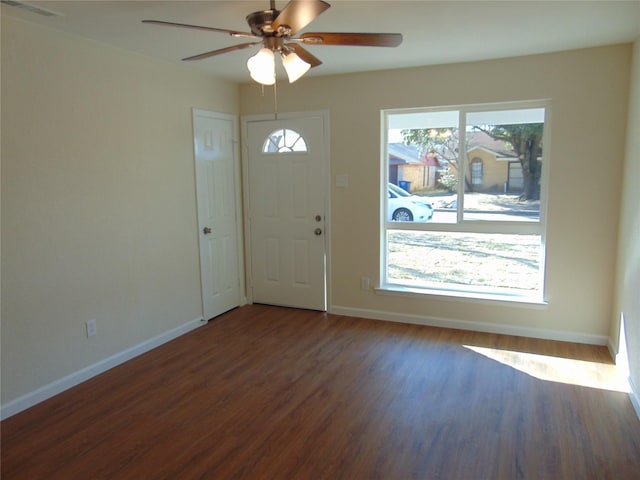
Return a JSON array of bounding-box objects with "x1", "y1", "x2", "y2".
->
[{"x1": 382, "y1": 102, "x2": 548, "y2": 301}]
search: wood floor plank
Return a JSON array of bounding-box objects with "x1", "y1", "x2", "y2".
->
[{"x1": 2, "y1": 304, "x2": 640, "y2": 479}]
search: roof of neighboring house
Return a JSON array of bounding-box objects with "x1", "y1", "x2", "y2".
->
[
  {"x1": 389, "y1": 143, "x2": 441, "y2": 167},
  {"x1": 466, "y1": 131, "x2": 518, "y2": 159},
  {"x1": 388, "y1": 143, "x2": 421, "y2": 165}
]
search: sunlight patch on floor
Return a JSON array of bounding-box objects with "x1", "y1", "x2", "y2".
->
[{"x1": 464, "y1": 345, "x2": 630, "y2": 393}]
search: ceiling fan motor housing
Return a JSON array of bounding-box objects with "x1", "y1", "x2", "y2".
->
[{"x1": 246, "y1": 10, "x2": 281, "y2": 36}]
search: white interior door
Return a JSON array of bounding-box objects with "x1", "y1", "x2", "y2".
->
[
  {"x1": 245, "y1": 114, "x2": 327, "y2": 311},
  {"x1": 193, "y1": 109, "x2": 242, "y2": 320}
]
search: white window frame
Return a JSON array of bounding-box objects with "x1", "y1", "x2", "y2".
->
[{"x1": 380, "y1": 100, "x2": 551, "y2": 304}]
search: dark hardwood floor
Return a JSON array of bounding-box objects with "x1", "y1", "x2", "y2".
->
[{"x1": 2, "y1": 304, "x2": 640, "y2": 479}]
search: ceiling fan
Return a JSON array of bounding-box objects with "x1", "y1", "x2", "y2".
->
[{"x1": 143, "y1": 0, "x2": 403, "y2": 85}]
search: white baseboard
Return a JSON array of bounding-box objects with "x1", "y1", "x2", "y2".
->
[
  {"x1": 1, "y1": 317, "x2": 205, "y2": 420},
  {"x1": 629, "y1": 377, "x2": 640, "y2": 422},
  {"x1": 329, "y1": 305, "x2": 609, "y2": 346}
]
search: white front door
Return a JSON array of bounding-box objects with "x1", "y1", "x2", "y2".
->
[
  {"x1": 193, "y1": 109, "x2": 242, "y2": 320},
  {"x1": 245, "y1": 114, "x2": 327, "y2": 311}
]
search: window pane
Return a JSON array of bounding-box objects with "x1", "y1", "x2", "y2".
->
[
  {"x1": 262, "y1": 128, "x2": 308, "y2": 153},
  {"x1": 383, "y1": 103, "x2": 547, "y2": 300},
  {"x1": 463, "y1": 109, "x2": 544, "y2": 222},
  {"x1": 387, "y1": 111, "x2": 460, "y2": 224},
  {"x1": 387, "y1": 230, "x2": 542, "y2": 294}
]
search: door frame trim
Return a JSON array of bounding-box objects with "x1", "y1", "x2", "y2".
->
[
  {"x1": 241, "y1": 110, "x2": 331, "y2": 310},
  {"x1": 192, "y1": 108, "x2": 247, "y2": 318}
]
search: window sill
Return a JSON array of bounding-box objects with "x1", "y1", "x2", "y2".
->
[{"x1": 376, "y1": 284, "x2": 548, "y2": 308}]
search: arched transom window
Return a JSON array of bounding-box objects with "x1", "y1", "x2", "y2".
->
[{"x1": 262, "y1": 128, "x2": 308, "y2": 153}]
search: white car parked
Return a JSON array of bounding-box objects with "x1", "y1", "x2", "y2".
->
[{"x1": 388, "y1": 183, "x2": 434, "y2": 222}]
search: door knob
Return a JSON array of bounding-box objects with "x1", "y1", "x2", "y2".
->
[
  {"x1": 203, "y1": 227, "x2": 212, "y2": 235},
  {"x1": 314, "y1": 228, "x2": 322, "y2": 236},
  {"x1": 315, "y1": 215, "x2": 322, "y2": 222}
]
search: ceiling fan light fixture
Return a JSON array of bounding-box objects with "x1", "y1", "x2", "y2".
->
[
  {"x1": 247, "y1": 48, "x2": 276, "y2": 85},
  {"x1": 144, "y1": 0, "x2": 404, "y2": 87},
  {"x1": 282, "y1": 50, "x2": 311, "y2": 83}
]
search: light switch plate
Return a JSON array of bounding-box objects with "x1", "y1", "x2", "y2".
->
[{"x1": 335, "y1": 174, "x2": 349, "y2": 187}]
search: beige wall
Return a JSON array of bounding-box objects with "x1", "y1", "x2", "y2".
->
[
  {"x1": 611, "y1": 38, "x2": 640, "y2": 399},
  {"x1": 240, "y1": 44, "x2": 631, "y2": 342},
  {"x1": 1, "y1": 17, "x2": 239, "y2": 405}
]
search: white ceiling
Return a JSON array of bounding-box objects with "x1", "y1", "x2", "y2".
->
[{"x1": 3, "y1": 0, "x2": 639, "y2": 83}]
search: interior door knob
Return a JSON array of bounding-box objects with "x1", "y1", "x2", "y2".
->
[
  {"x1": 203, "y1": 227, "x2": 212, "y2": 235},
  {"x1": 314, "y1": 228, "x2": 322, "y2": 236}
]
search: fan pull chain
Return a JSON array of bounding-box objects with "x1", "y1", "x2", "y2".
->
[
  {"x1": 273, "y1": 80, "x2": 278, "y2": 120},
  {"x1": 256, "y1": 78, "x2": 277, "y2": 119}
]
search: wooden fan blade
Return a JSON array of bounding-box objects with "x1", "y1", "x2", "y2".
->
[
  {"x1": 300, "y1": 32, "x2": 403, "y2": 47},
  {"x1": 182, "y1": 42, "x2": 261, "y2": 61},
  {"x1": 287, "y1": 43, "x2": 322, "y2": 67},
  {"x1": 142, "y1": 20, "x2": 258, "y2": 39},
  {"x1": 271, "y1": 0, "x2": 330, "y2": 36}
]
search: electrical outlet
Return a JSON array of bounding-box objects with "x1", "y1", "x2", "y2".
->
[
  {"x1": 86, "y1": 319, "x2": 97, "y2": 338},
  {"x1": 360, "y1": 276, "x2": 370, "y2": 290}
]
